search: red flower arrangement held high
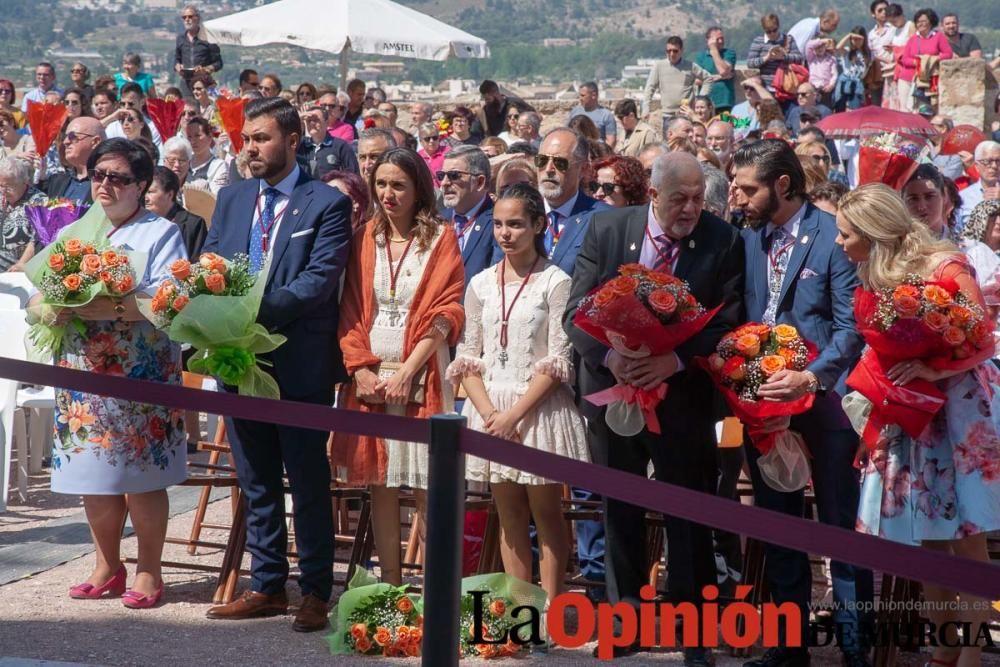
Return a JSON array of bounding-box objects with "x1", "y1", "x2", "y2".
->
[
  {"x1": 572, "y1": 263, "x2": 719, "y2": 436},
  {"x1": 845, "y1": 274, "x2": 995, "y2": 448},
  {"x1": 698, "y1": 323, "x2": 818, "y2": 491}
]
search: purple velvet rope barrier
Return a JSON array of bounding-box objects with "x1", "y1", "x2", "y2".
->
[{"x1": 2, "y1": 356, "x2": 998, "y2": 599}]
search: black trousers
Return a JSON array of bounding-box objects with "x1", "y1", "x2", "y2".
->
[{"x1": 588, "y1": 414, "x2": 719, "y2": 608}]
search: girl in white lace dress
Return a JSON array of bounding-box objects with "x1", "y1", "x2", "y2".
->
[{"x1": 447, "y1": 184, "x2": 589, "y2": 602}]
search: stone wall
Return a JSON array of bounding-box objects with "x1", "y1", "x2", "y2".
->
[{"x1": 938, "y1": 58, "x2": 999, "y2": 130}]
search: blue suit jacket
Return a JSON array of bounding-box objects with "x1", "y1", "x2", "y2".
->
[
  {"x1": 492, "y1": 191, "x2": 610, "y2": 276},
  {"x1": 742, "y1": 202, "x2": 862, "y2": 426},
  {"x1": 442, "y1": 199, "x2": 498, "y2": 289},
  {"x1": 202, "y1": 169, "x2": 354, "y2": 398}
]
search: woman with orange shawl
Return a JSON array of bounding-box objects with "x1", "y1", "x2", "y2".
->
[{"x1": 333, "y1": 148, "x2": 464, "y2": 586}]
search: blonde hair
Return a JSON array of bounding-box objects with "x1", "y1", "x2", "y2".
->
[{"x1": 837, "y1": 183, "x2": 956, "y2": 291}]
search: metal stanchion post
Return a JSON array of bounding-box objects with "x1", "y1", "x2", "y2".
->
[{"x1": 421, "y1": 414, "x2": 466, "y2": 667}]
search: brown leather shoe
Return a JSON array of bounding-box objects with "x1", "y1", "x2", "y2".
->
[
  {"x1": 206, "y1": 590, "x2": 288, "y2": 620},
  {"x1": 292, "y1": 593, "x2": 330, "y2": 633}
]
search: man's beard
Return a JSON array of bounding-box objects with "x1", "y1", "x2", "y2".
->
[
  {"x1": 743, "y1": 185, "x2": 782, "y2": 229},
  {"x1": 538, "y1": 179, "x2": 563, "y2": 201},
  {"x1": 441, "y1": 190, "x2": 460, "y2": 208},
  {"x1": 251, "y1": 152, "x2": 287, "y2": 181}
]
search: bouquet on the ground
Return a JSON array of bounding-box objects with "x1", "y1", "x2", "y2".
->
[
  {"x1": 697, "y1": 323, "x2": 817, "y2": 491},
  {"x1": 858, "y1": 132, "x2": 923, "y2": 190},
  {"x1": 24, "y1": 198, "x2": 89, "y2": 246},
  {"x1": 138, "y1": 252, "x2": 285, "y2": 399},
  {"x1": 572, "y1": 263, "x2": 720, "y2": 436},
  {"x1": 458, "y1": 573, "x2": 548, "y2": 659},
  {"x1": 845, "y1": 275, "x2": 995, "y2": 448},
  {"x1": 328, "y1": 569, "x2": 423, "y2": 658},
  {"x1": 23, "y1": 206, "x2": 146, "y2": 358}
]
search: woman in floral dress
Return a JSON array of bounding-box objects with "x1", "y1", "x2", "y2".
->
[
  {"x1": 446, "y1": 183, "x2": 588, "y2": 604},
  {"x1": 835, "y1": 184, "x2": 1000, "y2": 667},
  {"x1": 41, "y1": 138, "x2": 188, "y2": 608}
]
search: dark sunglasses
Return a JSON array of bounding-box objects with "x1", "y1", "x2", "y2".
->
[
  {"x1": 435, "y1": 169, "x2": 472, "y2": 182},
  {"x1": 89, "y1": 168, "x2": 136, "y2": 187},
  {"x1": 588, "y1": 181, "x2": 617, "y2": 197},
  {"x1": 64, "y1": 131, "x2": 95, "y2": 143},
  {"x1": 534, "y1": 154, "x2": 570, "y2": 172},
  {"x1": 420, "y1": 135, "x2": 440, "y2": 142},
  {"x1": 0, "y1": 89, "x2": 12, "y2": 95},
  {"x1": 809, "y1": 154, "x2": 831, "y2": 163}
]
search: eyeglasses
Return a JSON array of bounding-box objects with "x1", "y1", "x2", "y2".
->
[
  {"x1": 978, "y1": 158, "x2": 1000, "y2": 167},
  {"x1": 420, "y1": 135, "x2": 440, "y2": 142},
  {"x1": 165, "y1": 157, "x2": 190, "y2": 166},
  {"x1": 666, "y1": 48, "x2": 681, "y2": 54},
  {"x1": 71, "y1": 68, "x2": 86, "y2": 74},
  {"x1": 121, "y1": 116, "x2": 140, "y2": 125},
  {"x1": 797, "y1": 92, "x2": 813, "y2": 97},
  {"x1": 507, "y1": 113, "x2": 519, "y2": 120},
  {"x1": 534, "y1": 154, "x2": 571, "y2": 172},
  {"x1": 63, "y1": 99, "x2": 81, "y2": 106},
  {"x1": 64, "y1": 131, "x2": 95, "y2": 143},
  {"x1": 588, "y1": 181, "x2": 618, "y2": 197},
  {"x1": 808, "y1": 154, "x2": 831, "y2": 163},
  {"x1": 435, "y1": 170, "x2": 473, "y2": 182},
  {"x1": 89, "y1": 168, "x2": 136, "y2": 187},
  {"x1": 0, "y1": 89, "x2": 14, "y2": 96}
]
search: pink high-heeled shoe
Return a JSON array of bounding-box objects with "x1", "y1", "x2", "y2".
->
[
  {"x1": 68, "y1": 564, "x2": 127, "y2": 599},
  {"x1": 122, "y1": 583, "x2": 164, "y2": 609}
]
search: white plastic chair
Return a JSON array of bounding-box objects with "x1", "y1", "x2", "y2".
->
[{"x1": 0, "y1": 273, "x2": 53, "y2": 510}]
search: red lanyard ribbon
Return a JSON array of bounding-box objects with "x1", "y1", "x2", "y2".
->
[
  {"x1": 386, "y1": 234, "x2": 416, "y2": 301},
  {"x1": 499, "y1": 255, "x2": 541, "y2": 351}
]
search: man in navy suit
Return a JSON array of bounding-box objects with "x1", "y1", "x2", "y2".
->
[
  {"x1": 732, "y1": 140, "x2": 872, "y2": 667},
  {"x1": 203, "y1": 98, "x2": 353, "y2": 632},
  {"x1": 439, "y1": 145, "x2": 497, "y2": 287}
]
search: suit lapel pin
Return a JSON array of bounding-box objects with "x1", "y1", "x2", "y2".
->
[
  {"x1": 575, "y1": 217, "x2": 581, "y2": 225},
  {"x1": 474, "y1": 225, "x2": 481, "y2": 231},
  {"x1": 688, "y1": 240, "x2": 695, "y2": 249},
  {"x1": 292, "y1": 209, "x2": 300, "y2": 216},
  {"x1": 629, "y1": 242, "x2": 637, "y2": 251},
  {"x1": 800, "y1": 235, "x2": 809, "y2": 245}
]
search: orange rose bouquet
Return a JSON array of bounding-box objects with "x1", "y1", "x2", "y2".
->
[
  {"x1": 457, "y1": 573, "x2": 548, "y2": 659},
  {"x1": 846, "y1": 273, "x2": 995, "y2": 448},
  {"x1": 572, "y1": 263, "x2": 721, "y2": 435},
  {"x1": 23, "y1": 206, "x2": 146, "y2": 357},
  {"x1": 328, "y1": 569, "x2": 424, "y2": 658},
  {"x1": 138, "y1": 252, "x2": 285, "y2": 399},
  {"x1": 697, "y1": 322, "x2": 818, "y2": 491}
]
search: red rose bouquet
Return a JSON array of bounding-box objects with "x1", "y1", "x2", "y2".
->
[
  {"x1": 697, "y1": 323, "x2": 818, "y2": 491},
  {"x1": 139, "y1": 252, "x2": 286, "y2": 398},
  {"x1": 857, "y1": 132, "x2": 923, "y2": 190},
  {"x1": 846, "y1": 274, "x2": 995, "y2": 448},
  {"x1": 572, "y1": 263, "x2": 720, "y2": 435}
]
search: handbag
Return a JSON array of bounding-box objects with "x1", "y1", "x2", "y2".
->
[{"x1": 357, "y1": 360, "x2": 427, "y2": 405}]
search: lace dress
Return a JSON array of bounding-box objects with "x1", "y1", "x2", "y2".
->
[
  {"x1": 447, "y1": 262, "x2": 589, "y2": 485},
  {"x1": 371, "y1": 229, "x2": 453, "y2": 489}
]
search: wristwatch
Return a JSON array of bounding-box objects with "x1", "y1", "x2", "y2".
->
[
  {"x1": 113, "y1": 299, "x2": 126, "y2": 318},
  {"x1": 804, "y1": 371, "x2": 820, "y2": 394}
]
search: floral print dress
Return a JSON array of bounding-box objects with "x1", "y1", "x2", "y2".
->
[{"x1": 50, "y1": 214, "x2": 189, "y2": 495}]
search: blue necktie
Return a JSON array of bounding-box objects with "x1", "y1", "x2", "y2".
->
[
  {"x1": 544, "y1": 211, "x2": 560, "y2": 254},
  {"x1": 249, "y1": 187, "x2": 279, "y2": 274},
  {"x1": 453, "y1": 214, "x2": 467, "y2": 252}
]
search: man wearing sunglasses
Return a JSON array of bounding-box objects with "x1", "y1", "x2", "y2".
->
[
  {"x1": 44, "y1": 116, "x2": 105, "y2": 206},
  {"x1": 239, "y1": 69, "x2": 260, "y2": 95},
  {"x1": 785, "y1": 82, "x2": 831, "y2": 135},
  {"x1": 565, "y1": 151, "x2": 745, "y2": 662},
  {"x1": 438, "y1": 146, "x2": 496, "y2": 288},
  {"x1": 174, "y1": 5, "x2": 223, "y2": 95}
]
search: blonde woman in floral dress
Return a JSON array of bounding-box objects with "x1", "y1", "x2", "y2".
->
[{"x1": 835, "y1": 184, "x2": 1000, "y2": 667}]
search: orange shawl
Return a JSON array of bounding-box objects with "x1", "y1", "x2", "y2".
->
[{"x1": 331, "y1": 222, "x2": 465, "y2": 484}]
